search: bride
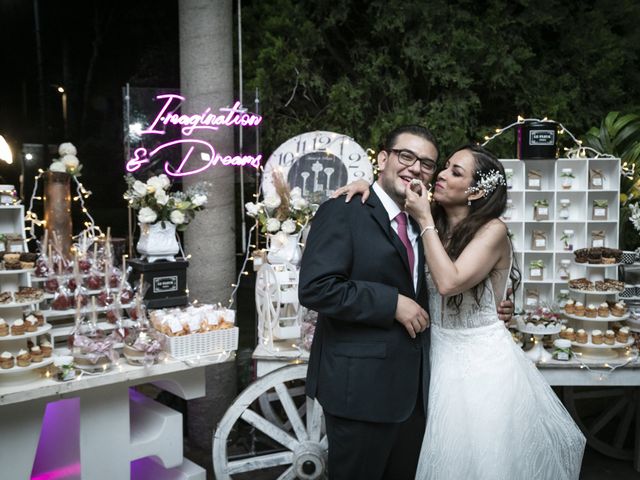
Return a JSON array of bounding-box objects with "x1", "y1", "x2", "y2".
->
[{"x1": 343, "y1": 144, "x2": 585, "y2": 479}]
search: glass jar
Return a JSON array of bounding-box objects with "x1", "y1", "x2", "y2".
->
[
  {"x1": 561, "y1": 229, "x2": 575, "y2": 251},
  {"x1": 561, "y1": 168, "x2": 574, "y2": 189},
  {"x1": 557, "y1": 289, "x2": 570, "y2": 306},
  {"x1": 558, "y1": 198, "x2": 571, "y2": 220},
  {"x1": 502, "y1": 198, "x2": 514, "y2": 220},
  {"x1": 505, "y1": 168, "x2": 514, "y2": 189},
  {"x1": 558, "y1": 259, "x2": 571, "y2": 280}
]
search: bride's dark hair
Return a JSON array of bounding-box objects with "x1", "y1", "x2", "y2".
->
[{"x1": 432, "y1": 144, "x2": 521, "y2": 310}]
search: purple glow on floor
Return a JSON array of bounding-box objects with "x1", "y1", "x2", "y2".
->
[{"x1": 30, "y1": 463, "x2": 81, "y2": 480}]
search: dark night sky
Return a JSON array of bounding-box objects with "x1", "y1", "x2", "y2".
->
[{"x1": 0, "y1": 0, "x2": 180, "y2": 237}]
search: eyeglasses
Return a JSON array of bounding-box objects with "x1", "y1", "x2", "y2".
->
[{"x1": 388, "y1": 148, "x2": 437, "y2": 173}]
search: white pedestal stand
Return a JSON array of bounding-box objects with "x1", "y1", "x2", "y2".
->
[{"x1": 518, "y1": 325, "x2": 561, "y2": 363}]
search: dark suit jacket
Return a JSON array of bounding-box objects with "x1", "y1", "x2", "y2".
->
[{"x1": 299, "y1": 188, "x2": 430, "y2": 423}]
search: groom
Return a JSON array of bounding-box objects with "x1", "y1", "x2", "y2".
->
[
  {"x1": 299, "y1": 125, "x2": 436, "y2": 480},
  {"x1": 299, "y1": 125, "x2": 513, "y2": 479}
]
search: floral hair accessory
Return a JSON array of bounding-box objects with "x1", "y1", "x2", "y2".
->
[{"x1": 465, "y1": 169, "x2": 507, "y2": 197}]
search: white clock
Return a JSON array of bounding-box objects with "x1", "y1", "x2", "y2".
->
[{"x1": 261, "y1": 131, "x2": 374, "y2": 204}]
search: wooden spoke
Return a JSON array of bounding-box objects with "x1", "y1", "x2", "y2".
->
[
  {"x1": 275, "y1": 383, "x2": 308, "y2": 442},
  {"x1": 227, "y1": 451, "x2": 294, "y2": 474},
  {"x1": 240, "y1": 409, "x2": 299, "y2": 451},
  {"x1": 276, "y1": 466, "x2": 297, "y2": 480}
]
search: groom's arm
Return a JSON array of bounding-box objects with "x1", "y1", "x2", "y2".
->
[{"x1": 299, "y1": 198, "x2": 398, "y2": 329}]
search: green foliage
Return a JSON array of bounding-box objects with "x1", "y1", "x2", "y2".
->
[
  {"x1": 243, "y1": 0, "x2": 640, "y2": 162},
  {"x1": 582, "y1": 112, "x2": 640, "y2": 249}
]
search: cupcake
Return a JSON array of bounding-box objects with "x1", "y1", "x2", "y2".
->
[
  {"x1": 576, "y1": 329, "x2": 588, "y2": 344},
  {"x1": 11, "y1": 319, "x2": 25, "y2": 335},
  {"x1": 574, "y1": 302, "x2": 585, "y2": 316},
  {"x1": 611, "y1": 302, "x2": 626, "y2": 317},
  {"x1": 0, "y1": 318, "x2": 8, "y2": 336},
  {"x1": 30, "y1": 346, "x2": 43, "y2": 362},
  {"x1": 24, "y1": 315, "x2": 38, "y2": 332},
  {"x1": 564, "y1": 299, "x2": 575, "y2": 315},
  {"x1": 559, "y1": 325, "x2": 568, "y2": 339},
  {"x1": 574, "y1": 248, "x2": 589, "y2": 263},
  {"x1": 616, "y1": 327, "x2": 630, "y2": 343},
  {"x1": 16, "y1": 349, "x2": 31, "y2": 367},
  {"x1": 33, "y1": 310, "x2": 45, "y2": 326},
  {"x1": 585, "y1": 304, "x2": 597, "y2": 318},
  {"x1": 597, "y1": 303, "x2": 610, "y2": 317},
  {"x1": 591, "y1": 329, "x2": 603, "y2": 345},
  {"x1": 0, "y1": 351, "x2": 14, "y2": 369},
  {"x1": 565, "y1": 327, "x2": 576, "y2": 341},
  {"x1": 604, "y1": 330, "x2": 616, "y2": 345},
  {"x1": 40, "y1": 339, "x2": 53, "y2": 358}
]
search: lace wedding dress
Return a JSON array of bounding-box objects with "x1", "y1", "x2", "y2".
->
[{"x1": 416, "y1": 262, "x2": 586, "y2": 480}]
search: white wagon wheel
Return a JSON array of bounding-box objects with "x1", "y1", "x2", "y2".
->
[
  {"x1": 213, "y1": 364, "x2": 327, "y2": 480},
  {"x1": 563, "y1": 386, "x2": 640, "y2": 460},
  {"x1": 256, "y1": 264, "x2": 281, "y2": 336},
  {"x1": 258, "y1": 383, "x2": 308, "y2": 430}
]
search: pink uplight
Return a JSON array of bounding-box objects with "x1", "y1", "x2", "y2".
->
[{"x1": 31, "y1": 463, "x2": 81, "y2": 480}]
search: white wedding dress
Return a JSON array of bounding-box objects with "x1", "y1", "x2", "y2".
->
[{"x1": 416, "y1": 262, "x2": 586, "y2": 480}]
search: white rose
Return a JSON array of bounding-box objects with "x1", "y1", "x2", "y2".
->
[
  {"x1": 133, "y1": 180, "x2": 148, "y2": 197},
  {"x1": 138, "y1": 207, "x2": 157, "y2": 223},
  {"x1": 264, "y1": 195, "x2": 281, "y2": 211},
  {"x1": 281, "y1": 219, "x2": 297, "y2": 234},
  {"x1": 292, "y1": 197, "x2": 308, "y2": 210},
  {"x1": 290, "y1": 187, "x2": 302, "y2": 200},
  {"x1": 58, "y1": 142, "x2": 77, "y2": 156},
  {"x1": 49, "y1": 161, "x2": 66, "y2": 172},
  {"x1": 266, "y1": 218, "x2": 281, "y2": 233},
  {"x1": 170, "y1": 210, "x2": 186, "y2": 225},
  {"x1": 61, "y1": 154, "x2": 79, "y2": 170},
  {"x1": 192, "y1": 194, "x2": 207, "y2": 207},
  {"x1": 147, "y1": 176, "x2": 167, "y2": 192},
  {"x1": 157, "y1": 174, "x2": 170, "y2": 189},
  {"x1": 155, "y1": 189, "x2": 169, "y2": 205}
]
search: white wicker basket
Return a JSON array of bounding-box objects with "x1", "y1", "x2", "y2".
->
[{"x1": 160, "y1": 327, "x2": 239, "y2": 359}]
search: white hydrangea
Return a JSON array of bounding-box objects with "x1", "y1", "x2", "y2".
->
[
  {"x1": 264, "y1": 195, "x2": 281, "y2": 210},
  {"x1": 191, "y1": 194, "x2": 207, "y2": 207},
  {"x1": 49, "y1": 161, "x2": 66, "y2": 172},
  {"x1": 170, "y1": 210, "x2": 186, "y2": 225},
  {"x1": 60, "y1": 154, "x2": 79, "y2": 170},
  {"x1": 138, "y1": 207, "x2": 158, "y2": 223},
  {"x1": 266, "y1": 218, "x2": 281, "y2": 233},
  {"x1": 281, "y1": 219, "x2": 297, "y2": 234},
  {"x1": 58, "y1": 142, "x2": 77, "y2": 156}
]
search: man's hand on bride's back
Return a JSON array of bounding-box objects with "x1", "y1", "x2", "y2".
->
[
  {"x1": 497, "y1": 288, "x2": 514, "y2": 324},
  {"x1": 332, "y1": 180, "x2": 371, "y2": 203}
]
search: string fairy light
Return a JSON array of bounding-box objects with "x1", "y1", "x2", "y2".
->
[
  {"x1": 481, "y1": 116, "x2": 615, "y2": 159},
  {"x1": 228, "y1": 223, "x2": 256, "y2": 308}
]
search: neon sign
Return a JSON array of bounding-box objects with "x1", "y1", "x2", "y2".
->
[{"x1": 126, "y1": 94, "x2": 263, "y2": 176}]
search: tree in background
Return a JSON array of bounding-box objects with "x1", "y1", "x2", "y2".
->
[{"x1": 242, "y1": 0, "x2": 640, "y2": 158}]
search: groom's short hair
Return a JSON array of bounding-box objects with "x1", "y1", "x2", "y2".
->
[{"x1": 381, "y1": 125, "x2": 439, "y2": 161}]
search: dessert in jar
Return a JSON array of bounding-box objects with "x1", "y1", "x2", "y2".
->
[
  {"x1": 560, "y1": 168, "x2": 574, "y2": 189},
  {"x1": 558, "y1": 260, "x2": 571, "y2": 280},
  {"x1": 558, "y1": 199, "x2": 571, "y2": 220}
]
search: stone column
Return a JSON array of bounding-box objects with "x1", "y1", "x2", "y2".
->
[{"x1": 179, "y1": 0, "x2": 237, "y2": 452}]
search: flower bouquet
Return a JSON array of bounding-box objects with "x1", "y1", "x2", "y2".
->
[
  {"x1": 49, "y1": 142, "x2": 82, "y2": 176},
  {"x1": 245, "y1": 171, "x2": 317, "y2": 265}
]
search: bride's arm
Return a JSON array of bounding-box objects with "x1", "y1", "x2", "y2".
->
[
  {"x1": 405, "y1": 184, "x2": 508, "y2": 296},
  {"x1": 331, "y1": 179, "x2": 371, "y2": 203}
]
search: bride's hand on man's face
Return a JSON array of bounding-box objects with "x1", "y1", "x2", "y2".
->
[
  {"x1": 404, "y1": 182, "x2": 431, "y2": 221},
  {"x1": 332, "y1": 179, "x2": 371, "y2": 203}
]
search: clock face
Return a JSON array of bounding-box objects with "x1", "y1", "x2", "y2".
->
[{"x1": 262, "y1": 131, "x2": 373, "y2": 204}]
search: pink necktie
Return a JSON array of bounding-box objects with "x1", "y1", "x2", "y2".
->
[{"x1": 395, "y1": 212, "x2": 414, "y2": 278}]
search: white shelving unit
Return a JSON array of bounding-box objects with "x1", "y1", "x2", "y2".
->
[
  {"x1": 501, "y1": 157, "x2": 621, "y2": 309},
  {"x1": 0, "y1": 205, "x2": 50, "y2": 375}
]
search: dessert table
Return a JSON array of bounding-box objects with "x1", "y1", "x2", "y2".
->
[{"x1": 0, "y1": 353, "x2": 231, "y2": 480}]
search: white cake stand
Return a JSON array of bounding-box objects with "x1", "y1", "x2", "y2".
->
[{"x1": 518, "y1": 324, "x2": 562, "y2": 362}]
